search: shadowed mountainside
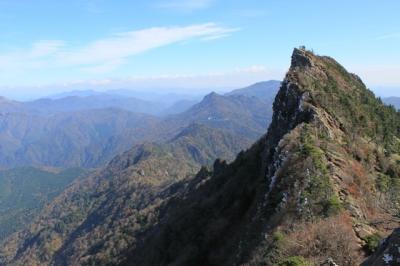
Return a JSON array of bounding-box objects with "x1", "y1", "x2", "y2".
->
[{"x1": 0, "y1": 123, "x2": 251, "y2": 265}]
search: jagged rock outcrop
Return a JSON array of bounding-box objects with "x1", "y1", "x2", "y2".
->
[
  {"x1": 122, "y1": 48, "x2": 400, "y2": 266},
  {"x1": 362, "y1": 228, "x2": 400, "y2": 265}
]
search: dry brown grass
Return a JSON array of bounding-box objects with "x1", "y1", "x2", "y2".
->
[{"x1": 283, "y1": 213, "x2": 363, "y2": 265}]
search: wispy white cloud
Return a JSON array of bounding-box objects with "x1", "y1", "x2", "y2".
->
[
  {"x1": 57, "y1": 23, "x2": 239, "y2": 68},
  {"x1": 155, "y1": 0, "x2": 214, "y2": 12},
  {"x1": 0, "y1": 23, "x2": 238, "y2": 76},
  {"x1": 201, "y1": 32, "x2": 235, "y2": 41},
  {"x1": 375, "y1": 32, "x2": 400, "y2": 40},
  {"x1": 0, "y1": 64, "x2": 285, "y2": 99},
  {"x1": 30, "y1": 40, "x2": 65, "y2": 57},
  {"x1": 55, "y1": 65, "x2": 284, "y2": 90}
]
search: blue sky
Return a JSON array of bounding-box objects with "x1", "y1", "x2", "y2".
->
[{"x1": 0, "y1": 0, "x2": 399, "y2": 98}]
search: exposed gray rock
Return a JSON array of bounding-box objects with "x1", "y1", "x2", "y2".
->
[
  {"x1": 362, "y1": 228, "x2": 400, "y2": 265},
  {"x1": 291, "y1": 47, "x2": 314, "y2": 68}
]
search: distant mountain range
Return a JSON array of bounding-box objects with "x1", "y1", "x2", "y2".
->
[
  {"x1": 383, "y1": 96, "x2": 400, "y2": 110},
  {"x1": 225, "y1": 80, "x2": 281, "y2": 103},
  {"x1": 0, "y1": 109, "x2": 160, "y2": 168},
  {"x1": 49, "y1": 89, "x2": 205, "y2": 113},
  {"x1": 0, "y1": 81, "x2": 281, "y2": 168},
  {"x1": 27, "y1": 95, "x2": 165, "y2": 115},
  {"x1": 0, "y1": 94, "x2": 166, "y2": 116}
]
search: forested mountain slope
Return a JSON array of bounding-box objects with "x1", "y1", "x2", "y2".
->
[
  {"x1": 0, "y1": 124, "x2": 250, "y2": 265},
  {"x1": 0, "y1": 109, "x2": 160, "y2": 168},
  {"x1": 0, "y1": 167, "x2": 86, "y2": 243},
  {"x1": 122, "y1": 48, "x2": 400, "y2": 265},
  {"x1": 161, "y1": 92, "x2": 273, "y2": 140}
]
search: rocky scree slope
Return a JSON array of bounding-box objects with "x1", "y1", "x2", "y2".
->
[{"x1": 122, "y1": 48, "x2": 400, "y2": 266}]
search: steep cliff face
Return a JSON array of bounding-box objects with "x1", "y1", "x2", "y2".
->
[
  {"x1": 362, "y1": 228, "x2": 400, "y2": 265},
  {"x1": 123, "y1": 48, "x2": 400, "y2": 266}
]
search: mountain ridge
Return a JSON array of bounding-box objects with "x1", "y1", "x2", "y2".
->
[
  {"x1": 122, "y1": 48, "x2": 400, "y2": 265},
  {"x1": 0, "y1": 89, "x2": 275, "y2": 168},
  {"x1": 0, "y1": 123, "x2": 251, "y2": 265},
  {"x1": 225, "y1": 80, "x2": 281, "y2": 103}
]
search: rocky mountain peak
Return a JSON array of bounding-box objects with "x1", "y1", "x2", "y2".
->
[
  {"x1": 290, "y1": 47, "x2": 315, "y2": 69},
  {"x1": 252, "y1": 48, "x2": 400, "y2": 264},
  {"x1": 272, "y1": 47, "x2": 377, "y2": 133},
  {"x1": 203, "y1": 91, "x2": 220, "y2": 100},
  {"x1": 116, "y1": 49, "x2": 400, "y2": 266},
  {"x1": 194, "y1": 91, "x2": 226, "y2": 108}
]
